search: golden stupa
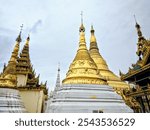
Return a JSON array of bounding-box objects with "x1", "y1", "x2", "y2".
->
[
  {"x1": 0, "y1": 33, "x2": 21, "y2": 88},
  {"x1": 62, "y1": 23, "x2": 107, "y2": 85},
  {"x1": 89, "y1": 25, "x2": 129, "y2": 92}
]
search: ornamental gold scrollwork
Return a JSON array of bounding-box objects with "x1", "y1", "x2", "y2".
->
[
  {"x1": 78, "y1": 60, "x2": 85, "y2": 66},
  {"x1": 88, "y1": 60, "x2": 95, "y2": 67}
]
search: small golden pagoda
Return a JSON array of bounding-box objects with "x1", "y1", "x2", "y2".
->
[
  {"x1": 0, "y1": 32, "x2": 21, "y2": 88},
  {"x1": 62, "y1": 23, "x2": 107, "y2": 85},
  {"x1": 89, "y1": 25, "x2": 129, "y2": 93}
]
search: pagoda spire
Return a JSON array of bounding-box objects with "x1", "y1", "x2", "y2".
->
[
  {"x1": 134, "y1": 15, "x2": 143, "y2": 39},
  {"x1": 16, "y1": 35, "x2": 39, "y2": 87},
  {"x1": 79, "y1": 12, "x2": 86, "y2": 50},
  {"x1": 133, "y1": 16, "x2": 149, "y2": 66},
  {"x1": 26, "y1": 34, "x2": 30, "y2": 45},
  {"x1": 16, "y1": 24, "x2": 23, "y2": 43},
  {"x1": 16, "y1": 35, "x2": 31, "y2": 75},
  {"x1": 0, "y1": 28, "x2": 22, "y2": 87},
  {"x1": 89, "y1": 25, "x2": 109, "y2": 71},
  {"x1": 89, "y1": 25, "x2": 129, "y2": 92},
  {"x1": 90, "y1": 25, "x2": 98, "y2": 50},
  {"x1": 62, "y1": 16, "x2": 106, "y2": 85},
  {"x1": 8, "y1": 32, "x2": 21, "y2": 65},
  {"x1": 55, "y1": 63, "x2": 61, "y2": 89}
]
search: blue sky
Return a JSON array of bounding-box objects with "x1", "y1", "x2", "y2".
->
[{"x1": 0, "y1": 0, "x2": 150, "y2": 90}]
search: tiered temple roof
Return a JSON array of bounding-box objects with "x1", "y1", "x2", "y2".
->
[
  {"x1": 16, "y1": 36, "x2": 39, "y2": 87},
  {"x1": 16, "y1": 35, "x2": 48, "y2": 95}
]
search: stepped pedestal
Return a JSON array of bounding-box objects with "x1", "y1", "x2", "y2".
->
[
  {"x1": 46, "y1": 84, "x2": 133, "y2": 113},
  {"x1": 0, "y1": 88, "x2": 26, "y2": 113}
]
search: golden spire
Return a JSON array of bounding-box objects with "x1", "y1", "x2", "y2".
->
[
  {"x1": 90, "y1": 25, "x2": 97, "y2": 44},
  {"x1": 134, "y1": 15, "x2": 143, "y2": 38},
  {"x1": 133, "y1": 16, "x2": 150, "y2": 67},
  {"x1": 79, "y1": 12, "x2": 86, "y2": 44},
  {"x1": 16, "y1": 35, "x2": 31, "y2": 75},
  {"x1": 26, "y1": 34, "x2": 30, "y2": 45},
  {"x1": 89, "y1": 25, "x2": 109, "y2": 71},
  {"x1": 0, "y1": 26, "x2": 22, "y2": 88},
  {"x1": 16, "y1": 24, "x2": 23, "y2": 43},
  {"x1": 4, "y1": 31, "x2": 22, "y2": 73},
  {"x1": 89, "y1": 25, "x2": 129, "y2": 92},
  {"x1": 62, "y1": 18, "x2": 107, "y2": 85}
]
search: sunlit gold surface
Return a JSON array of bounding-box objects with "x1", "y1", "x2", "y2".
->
[
  {"x1": 62, "y1": 24, "x2": 107, "y2": 85},
  {"x1": 0, "y1": 33, "x2": 21, "y2": 88},
  {"x1": 89, "y1": 26, "x2": 129, "y2": 92}
]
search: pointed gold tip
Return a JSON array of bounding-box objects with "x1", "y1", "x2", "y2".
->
[
  {"x1": 16, "y1": 24, "x2": 23, "y2": 42},
  {"x1": 79, "y1": 23, "x2": 85, "y2": 32},
  {"x1": 25, "y1": 35, "x2": 30, "y2": 46},
  {"x1": 27, "y1": 34, "x2": 30, "y2": 41},
  {"x1": 134, "y1": 15, "x2": 140, "y2": 28},
  {"x1": 90, "y1": 25, "x2": 97, "y2": 43},
  {"x1": 91, "y1": 25, "x2": 94, "y2": 33},
  {"x1": 16, "y1": 33, "x2": 22, "y2": 42},
  {"x1": 133, "y1": 16, "x2": 143, "y2": 37},
  {"x1": 79, "y1": 11, "x2": 85, "y2": 32}
]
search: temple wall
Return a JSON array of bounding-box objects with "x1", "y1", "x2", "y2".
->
[{"x1": 19, "y1": 90, "x2": 45, "y2": 113}]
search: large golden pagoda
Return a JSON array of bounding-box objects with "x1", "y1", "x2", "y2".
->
[
  {"x1": 62, "y1": 23, "x2": 107, "y2": 85},
  {"x1": 0, "y1": 32, "x2": 21, "y2": 88},
  {"x1": 89, "y1": 26, "x2": 129, "y2": 93},
  {"x1": 47, "y1": 21, "x2": 133, "y2": 113}
]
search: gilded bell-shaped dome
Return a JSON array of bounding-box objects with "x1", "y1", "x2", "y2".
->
[{"x1": 62, "y1": 24, "x2": 107, "y2": 85}]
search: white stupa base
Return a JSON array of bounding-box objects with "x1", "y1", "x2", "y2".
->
[
  {"x1": 46, "y1": 84, "x2": 133, "y2": 113},
  {"x1": 0, "y1": 88, "x2": 26, "y2": 113}
]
